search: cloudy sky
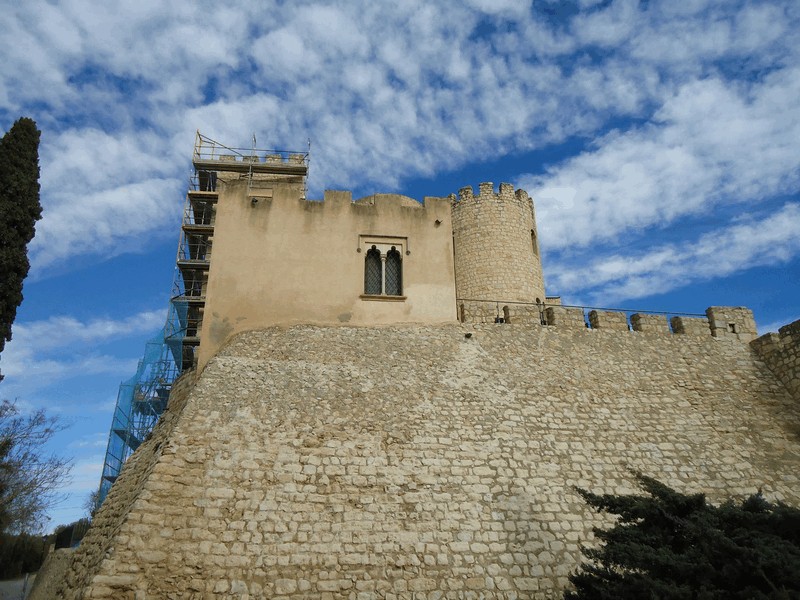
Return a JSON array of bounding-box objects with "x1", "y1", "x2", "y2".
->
[{"x1": 1, "y1": 0, "x2": 798, "y2": 529}]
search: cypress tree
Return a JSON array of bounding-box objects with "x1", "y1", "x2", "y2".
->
[
  {"x1": 567, "y1": 474, "x2": 800, "y2": 599},
  {"x1": 0, "y1": 118, "x2": 41, "y2": 381}
]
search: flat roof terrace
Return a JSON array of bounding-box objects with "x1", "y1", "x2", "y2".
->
[{"x1": 193, "y1": 130, "x2": 308, "y2": 176}]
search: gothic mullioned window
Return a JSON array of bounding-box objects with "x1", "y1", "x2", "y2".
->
[
  {"x1": 364, "y1": 247, "x2": 382, "y2": 295},
  {"x1": 360, "y1": 238, "x2": 406, "y2": 298},
  {"x1": 385, "y1": 248, "x2": 402, "y2": 296}
]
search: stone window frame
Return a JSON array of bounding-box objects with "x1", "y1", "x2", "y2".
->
[{"x1": 359, "y1": 235, "x2": 407, "y2": 301}]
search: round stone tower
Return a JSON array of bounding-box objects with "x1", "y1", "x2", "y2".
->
[{"x1": 451, "y1": 182, "x2": 545, "y2": 317}]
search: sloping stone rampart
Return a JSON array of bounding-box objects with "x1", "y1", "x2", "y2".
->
[
  {"x1": 28, "y1": 548, "x2": 74, "y2": 600},
  {"x1": 55, "y1": 372, "x2": 195, "y2": 600},
  {"x1": 752, "y1": 319, "x2": 800, "y2": 400},
  {"x1": 61, "y1": 323, "x2": 799, "y2": 599}
]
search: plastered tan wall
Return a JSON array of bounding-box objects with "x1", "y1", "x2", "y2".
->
[
  {"x1": 65, "y1": 322, "x2": 799, "y2": 599},
  {"x1": 197, "y1": 182, "x2": 455, "y2": 369}
]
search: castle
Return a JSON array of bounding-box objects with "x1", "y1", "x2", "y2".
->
[
  {"x1": 42, "y1": 136, "x2": 800, "y2": 599},
  {"x1": 175, "y1": 136, "x2": 550, "y2": 372}
]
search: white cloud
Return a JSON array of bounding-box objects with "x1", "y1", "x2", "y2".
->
[
  {"x1": 524, "y1": 70, "x2": 800, "y2": 251},
  {"x1": 9, "y1": 311, "x2": 165, "y2": 350},
  {"x1": 0, "y1": 0, "x2": 797, "y2": 293},
  {"x1": 68, "y1": 432, "x2": 109, "y2": 450},
  {"x1": 757, "y1": 316, "x2": 800, "y2": 335},
  {"x1": 546, "y1": 202, "x2": 800, "y2": 303},
  {"x1": 0, "y1": 310, "x2": 164, "y2": 387},
  {"x1": 30, "y1": 177, "x2": 182, "y2": 271}
]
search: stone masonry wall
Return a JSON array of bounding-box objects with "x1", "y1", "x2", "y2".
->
[
  {"x1": 751, "y1": 318, "x2": 800, "y2": 401},
  {"x1": 64, "y1": 322, "x2": 799, "y2": 599},
  {"x1": 28, "y1": 548, "x2": 74, "y2": 600},
  {"x1": 55, "y1": 372, "x2": 196, "y2": 600},
  {"x1": 452, "y1": 183, "x2": 546, "y2": 304}
]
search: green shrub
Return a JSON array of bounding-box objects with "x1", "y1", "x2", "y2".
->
[{"x1": 567, "y1": 474, "x2": 800, "y2": 599}]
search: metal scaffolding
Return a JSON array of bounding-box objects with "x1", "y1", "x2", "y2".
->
[{"x1": 97, "y1": 327, "x2": 179, "y2": 506}]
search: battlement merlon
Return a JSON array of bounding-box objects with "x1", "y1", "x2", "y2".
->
[
  {"x1": 315, "y1": 190, "x2": 451, "y2": 215},
  {"x1": 706, "y1": 306, "x2": 758, "y2": 342},
  {"x1": 455, "y1": 182, "x2": 533, "y2": 205}
]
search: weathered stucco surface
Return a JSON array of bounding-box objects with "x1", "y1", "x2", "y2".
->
[
  {"x1": 59, "y1": 320, "x2": 800, "y2": 599},
  {"x1": 197, "y1": 181, "x2": 456, "y2": 369}
]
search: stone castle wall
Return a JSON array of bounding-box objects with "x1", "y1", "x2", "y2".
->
[
  {"x1": 452, "y1": 183, "x2": 545, "y2": 305},
  {"x1": 28, "y1": 548, "x2": 74, "y2": 600},
  {"x1": 752, "y1": 319, "x2": 800, "y2": 400},
  {"x1": 60, "y1": 319, "x2": 800, "y2": 599},
  {"x1": 55, "y1": 373, "x2": 196, "y2": 600}
]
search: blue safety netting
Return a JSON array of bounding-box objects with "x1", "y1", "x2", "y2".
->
[{"x1": 97, "y1": 307, "x2": 183, "y2": 507}]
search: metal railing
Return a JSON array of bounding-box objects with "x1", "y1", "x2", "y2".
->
[
  {"x1": 456, "y1": 298, "x2": 705, "y2": 331},
  {"x1": 193, "y1": 130, "x2": 309, "y2": 166}
]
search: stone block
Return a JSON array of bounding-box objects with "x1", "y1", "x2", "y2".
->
[{"x1": 274, "y1": 579, "x2": 297, "y2": 594}]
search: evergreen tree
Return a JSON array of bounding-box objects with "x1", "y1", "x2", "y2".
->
[
  {"x1": 567, "y1": 474, "x2": 800, "y2": 599},
  {"x1": 0, "y1": 117, "x2": 41, "y2": 382}
]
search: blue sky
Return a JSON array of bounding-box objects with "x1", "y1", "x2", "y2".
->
[{"x1": 0, "y1": 1, "x2": 798, "y2": 530}]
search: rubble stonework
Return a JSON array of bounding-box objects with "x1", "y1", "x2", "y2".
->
[
  {"x1": 588, "y1": 310, "x2": 628, "y2": 331},
  {"x1": 752, "y1": 320, "x2": 800, "y2": 400},
  {"x1": 630, "y1": 313, "x2": 670, "y2": 334},
  {"x1": 58, "y1": 320, "x2": 800, "y2": 599},
  {"x1": 452, "y1": 183, "x2": 545, "y2": 305}
]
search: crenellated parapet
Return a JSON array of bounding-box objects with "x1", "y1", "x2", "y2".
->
[
  {"x1": 451, "y1": 182, "x2": 545, "y2": 305},
  {"x1": 464, "y1": 303, "x2": 762, "y2": 347}
]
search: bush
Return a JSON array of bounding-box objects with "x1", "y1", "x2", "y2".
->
[
  {"x1": 0, "y1": 531, "x2": 46, "y2": 579},
  {"x1": 567, "y1": 474, "x2": 800, "y2": 599}
]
